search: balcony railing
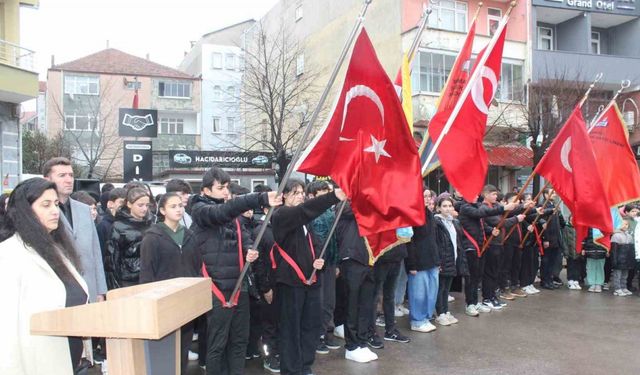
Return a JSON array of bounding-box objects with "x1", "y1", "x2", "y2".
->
[{"x1": 0, "y1": 39, "x2": 36, "y2": 72}]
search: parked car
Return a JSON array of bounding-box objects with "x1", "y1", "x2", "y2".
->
[
  {"x1": 173, "y1": 153, "x2": 192, "y2": 165},
  {"x1": 251, "y1": 155, "x2": 269, "y2": 166}
]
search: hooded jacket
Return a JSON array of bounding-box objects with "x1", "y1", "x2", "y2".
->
[
  {"x1": 457, "y1": 199, "x2": 504, "y2": 252},
  {"x1": 335, "y1": 202, "x2": 370, "y2": 267},
  {"x1": 106, "y1": 207, "x2": 153, "y2": 287},
  {"x1": 434, "y1": 214, "x2": 469, "y2": 277},
  {"x1": 405, "y1": 207, "x2": 439, "y2": 271},
  {"x1": 139, "y1": 223, "x2": 200, "y2": 283}
]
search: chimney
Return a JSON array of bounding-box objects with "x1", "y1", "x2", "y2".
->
[
  {"x1": 106, "y1": 40, "x2": 110, "y2": 49},
  {"x1": 50, "y1": 55, "x2": 55, "y2": 68},
  {"x1": 146, "y1": 53, "x2": 150, "y2": 60}
]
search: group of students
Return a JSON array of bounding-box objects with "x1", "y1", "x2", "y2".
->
[{"x1": 2, "y1": 156, "x2": 638, "y2": 375}]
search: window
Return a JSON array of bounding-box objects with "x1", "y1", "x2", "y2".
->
[
  {"x1": 64, "y1": 75, "x2": 99, "y2": 95},
  {"x1": 159, "y1": 81, "x2": 191, "y2": 98},
  {"x1": 537, "y1": 26, "x2": 554, "y2": 50},
  {"x1": 212, "y1": 52, "x2": 223, "y2": 69},
  {"x1": 225, "y1": 54, "x2": 235, "y2": 70},
  {"x1": 159, "y1": 118, "x2": 184, "y2": 134},
  {"x1": 252, "y1": 179, "x2": 268, "y2": 191},
  {"x1": 212, "y1": 117, "x2": 221, "y2": 133},
  {"x1": 296, "y1": 54, "x2": 305, "y2": 76},
  {"x1": 231, "y1": 179, "x2": 241, "y2": 186},
  {"x1": 295, "y1": 5, "x2": 303, "y2": 21},
  {"x1": 213, "y1": 85, "x2": 222, "y2": 101},
  {"x1": 413, "y1": 51, "x2": 456, "y2": 93},
  {"x1": 227, "y1": 86, "x2": 236, "y2": 101},
  {"x1": 238, "y1": 55, "x2": 245, "y2": 71},
  {"x1": 428, "y1": 0, "x2": 468, "y2": 32},
  {"x1": 64, "y1": 114, "x2": 98, "y2": 131},
  {"x1": 126, "y1": 81, "x2": 142, "y2": 90},
  {"x1": 591, "y1": 31, "x2": 601, "y2": 54},
  {"x1": 227, "y1": 117, "x2": 236, "y2": 132},
  {"x1": 488, "y1": 8, "x2": 501, "y2": 36},
  {"x1": 497, "y1": 62, "x2": 524, "y2": 102}
]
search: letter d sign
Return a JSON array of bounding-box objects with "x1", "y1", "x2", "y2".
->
[{"x1": 133, "y1": 154, "x2": 143, "y2": 162}]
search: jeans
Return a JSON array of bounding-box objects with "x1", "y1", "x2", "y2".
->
[
  {"x1": 436, "y1": 275, "x2": 454, "y2": 315},
  {"x1": 586, "y1": 258, "x2": 606, "y2": 286},
  {"x1": 394, "y1": 260, "x2": 408, "y2": 305},
  {"x1": 612, "y1": 269, "x2": 629, "y2": 290},
  {"x1": 407, "y1": 267, "x2": 439, "y2": 326}
]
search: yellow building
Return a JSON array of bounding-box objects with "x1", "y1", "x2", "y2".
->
[{"x1": 0, "y1": 0, "x2": 39, "y2": 190}]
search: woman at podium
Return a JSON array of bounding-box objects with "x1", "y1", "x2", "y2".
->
[{"x1": 0, "y1": 178, "x2": 89, "y2": 375}]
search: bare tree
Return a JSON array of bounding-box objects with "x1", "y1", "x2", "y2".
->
[
  {"x1": 50, "y1": 78, "x2": 124, "y2": 180},
  {"x1": 22, "y1": 129, "x2": 76, "y2": 175},
  {"x1": 235, "y1": 22, "x2": 321, "y2": 182}
]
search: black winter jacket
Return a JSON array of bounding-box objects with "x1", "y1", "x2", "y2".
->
[
  {"x1": 189, "y1": 193, "x2": 269, "y2": 296},
  {"x1": 582, "y1": 230, "x2": 608, "y2": 259},
  {"x1": 611, "y1": 232, "x2": 635, "y2": 270},
  {"x1": 457, "y1": 200, "x2": 504, "y2": 252},
  {"x1": 252, "y1": 218, "x2": 277, "y2": 293},
  {"x1": 106, "y1": 208, "x2": 153, "y2": 288},
  {"x1": 481, "y1": 202, "x2": 523, "y2": 244},
  {"x1": 271, "y1": 192, "x2": 340, "y2": 287},
  {"x1": 336, "y1": 203, "x2": 370, "y2": 267},
  {"x1": 139, "y1": 224, "x2": 200, "y2": 283},
  {"x1": 96, "y1": 210, "x2": 115, "y2": 260},
  {"x1": 406, "y1": 207, "x2": 439, "y2": 271},
  {"x1": 434, "y1": 215, "x2": 469, "y2": 277},
  {"x1": 541, "y1": 202, "x2": 565, "y2": 249}
]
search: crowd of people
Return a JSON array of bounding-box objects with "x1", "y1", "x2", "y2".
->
[{"x1": 1, "y1": 156, "x2": 639, "y2": 375}]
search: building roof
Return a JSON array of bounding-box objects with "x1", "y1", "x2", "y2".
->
[
  {"x1": 487, "y1": 145, "x2": 533, "y2": 167},
  {"x1": 202, "y1": 19, "x2": 255, "y2": 38},
  {"x1": 50, "y1": 48, "x2": 195, "y2": 80}
]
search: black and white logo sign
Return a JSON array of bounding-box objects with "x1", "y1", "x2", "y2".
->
[
  {"x1": 123, "y1": 141, "x2": 153, "y2": 182},
  {"x1": 169, "y1": 150, "x2": 273, "y2": 169},
  {"x1": 119, "y1": 108, "x2": 158, "y2": 137}
]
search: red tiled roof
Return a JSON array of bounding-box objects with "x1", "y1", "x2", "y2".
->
[
  {"x1": 50, "y1": 48, "x2": 195, "y2": 80},
  {"x1": 487, "y1": 145, "x2": 533, "y2": 167}
]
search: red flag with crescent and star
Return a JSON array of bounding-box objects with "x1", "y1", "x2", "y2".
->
[
  {"x1": 427, "y1": 24, "x2": 506, "y2": 202},
  {"x1": 296, "y1": 28, "x2": 425, "y2": 261},
  {"x1": 534, "y1": 106, "x2": 613, "y2": 248}
]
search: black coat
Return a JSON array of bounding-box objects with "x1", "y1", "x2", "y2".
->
[
  {"x1": 189, "y1": 193, "x2": 269, "y2": 296},
  {"x1": 480, "y1": 202, "x2": 524, "y2": 244},
  {"x1": 406, "y1": 207, "x2": 439, "y2": 271},
  {"x1": 582, "y1": 230, "x2": 607, "y2": 259},
  {"x1": 271, "y1": 192, "x2": 340, "y2": 287},
  {"x1": 611, "y1": 232, "x2": 635, "y2": 270},
  {"x1": 106, "y1": 208, "x2": 153, "y2": 287},
  {"x1": 434, "y1": 215, "x2": 469, "y2": 277},
  {"x1": 139, "y1": 224, "x2": 200, "y2": 283},
  {"x1": 96, "y1": 210, "x2": 115, "y2": 260},
  {"x1": 336, "y1": 203, "x2": 370, "y2": 267},
  {"x1": 457, "y1": 200, "x2": 504, "y2": 251},
  {"x1": 252, "y1": 219, "x2": 277, "y2": 293},
  {"x1": 540, "y1": 202, "x2": 565, "y2": 250}
]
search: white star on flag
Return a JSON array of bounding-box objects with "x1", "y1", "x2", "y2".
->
[{"x1": 364, "y1": 134, "x2": 391, "y2": 163}]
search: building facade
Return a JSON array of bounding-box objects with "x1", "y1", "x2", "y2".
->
[
  {"x1": 0, "y1": 0, "x2": 39, "y2": 190},
  {"x1": 46, "y1": 48, "x2": 201, "y2": 181}
]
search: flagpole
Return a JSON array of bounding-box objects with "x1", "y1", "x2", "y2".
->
[
  {"x1": 421, "y1": 1, "x2": 517, "y2": 174},
  {"x1": 305, "y1": 200, "x2": 348, "y2": 284},
  {"x1": 587, "y1": 79, "x2": 631, "y2": 132},
  {"x1": 406, "y1": 1, "x2": 434, "y2": 63},
  {"x1": 518, "y1": 188, "x2": 556, "y2": 247},
  {"x1": 480, "y1": 72, "x2": 605, "y2": 252},
  {"x1": 225, "y1": 0, "x2": 374, "y2": 307},
  {"x1": 501, "y1": 181, "x2": 551, "y2": 244}
]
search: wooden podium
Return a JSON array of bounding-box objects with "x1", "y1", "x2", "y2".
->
[{"x1": 30, "y1": 277, "x2": 212, "y2": 375}]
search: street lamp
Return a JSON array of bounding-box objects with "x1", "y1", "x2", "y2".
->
[{"x1": 622, "y1": 98, "x2": 638, "y2": 132}]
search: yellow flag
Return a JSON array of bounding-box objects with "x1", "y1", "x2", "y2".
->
[{"x1": 401, "y1": 53, "x2": 414, "y2": 134}]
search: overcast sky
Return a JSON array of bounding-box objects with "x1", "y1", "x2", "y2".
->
[{"x1": 20, "y1": 0, "x2": 278, "y2": 78}]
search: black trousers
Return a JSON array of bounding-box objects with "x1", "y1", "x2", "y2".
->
[
  {"x1": 341, "y1": 260, "x2": 375, "y2": 351},
  {"x1": 604, "y1": 256, "x2": 612, "y2": 283},
  {"x1": 260, "y1": 293, "x2": 279, "y2": 356},
  {"x1": 247, "y1": 297, "x2": 262, "y2": 356},
  {"x1": 196, "y1": 314, "x2": 207, "y2": 367},
  {"x1": 277, "y1": 283, "x2": 321, "y2": 375},
  {"x1": 180, "y1": 321, "x2": 195, "y2": 375},
  {"x1": 541, "y1": 246, "x2": 560, "y2": 285},
  {"x1": 519, "y1": 244, "x2": 536, "y2": 287},
  {"x1": 436, "y1": 275, "x2": 454, "y2": 315},
  {"x1": 464, "y1": 250, "x2": 485, "y2": 306},
  {"x1": 499, "y1": 243, "x2": 515, "y2": 289},
  {"x1": 482, "y1": 245, "x2": 501, "y2": 299},
  {"x1": 567, "y1": 257, "x2": 586, "y2": 282},
  {"x1": 206, "y1": 292, "x2": 250, "y2": 375},
  {"x1": 510, "y1": 246, "x2": 523, "y2": 288},
  {"x1": 334, "y1": 272, "x2": 348, "y2": 328},
  {"x1": 372, "y1": 261, "x2": 401, "y2": 333}
]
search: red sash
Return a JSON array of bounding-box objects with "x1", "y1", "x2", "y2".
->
[
  {"x1": 201, "y1": 219, "x2": 244, "y2": 308},
  {"x1": 271, "y1": 232, "x2": 317, "y2": 285},
  {"x1": 462, "y1": 218, "x2": 486, "y2": 257},
  {"x1": 533, "y1": 226, "x2": 544, "y2": 256}
]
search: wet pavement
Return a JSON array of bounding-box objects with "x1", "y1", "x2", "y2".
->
[{"x1": 92, "y1": 283, "x2": 640, "y2": 375}]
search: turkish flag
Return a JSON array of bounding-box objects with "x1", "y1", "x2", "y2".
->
[
  {"x1": 427, "y1": 23, "x2": 505, "y2": 201},
  {"x1": 132, "y1": 90, "x2": 139, "y2": 109},
  {"x1": 296, "y1": 28, "x2": 425, "y2": 260},
  {"x1": 589, "y1": 103, "x2": 640, "y2": 207},
  {"x1": 535, "y1": 106, "x2": 613, "y2": 247}
]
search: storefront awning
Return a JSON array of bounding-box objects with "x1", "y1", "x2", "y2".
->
[{"x1": 487, "y1": 145, "x2": 533, "y2": 168}]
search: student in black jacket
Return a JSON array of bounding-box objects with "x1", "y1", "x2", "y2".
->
[
  {"x1": 140, "y1": 193, "x2": 200, "y2": 375},
  {"x1": 539, "y1": 188, "x2": 566, "y2": 289},
  {"x1": 189, "y1": 167, "x2": 281, "y2": 375},
  {"x1": 336, "y1": 202, "x2": 379, "y2": 363},
  {"x1": 271, "y1": 179, "x2": 346, "y2": 375}
]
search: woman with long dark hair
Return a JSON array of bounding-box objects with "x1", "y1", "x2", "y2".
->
[{"x1": 0, "y1": 178, "x2": 88, "y2": 374}]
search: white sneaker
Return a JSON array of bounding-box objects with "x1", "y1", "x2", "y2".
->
[
  {"x1": 446, "y1": 312, "x2": 458, "y2": 324},
  {"x1": 411, "y1": 321, "x2": 437, "y2": 333},
  {"x1": 360, "y1": 347, "x2": 378, "y2": 361},
  {"x1": 476, "y1": 303, "x2": 491, "y2": 313},
  {"x1": 398, "y1": 305, "x2": 410, "y2": 315},
  {"x1": 448, "y1": 295, "x2": 455, "y2": 302},
  {"x1": 394, "y1": 306, "x2": 405, "y2": 317},
  {"x1": 188, "y1": 351, "x2": 199, "y2": 361},
  {"x1": 334, "y1": 325, "x2": 345, "y2": 339},
  {"x1": 588, "y1": 285, "x2": 596, "y2": 292},
  {"x1": 595, "y1": 285, "x2": 602, "y2": 293},
  {"x1": 623, "y1": 289, "x2": 633, "y2": 296},
  {"x1": 465, "y1": 304, "x2": 479, "y2": 317},
  {"x1": 614, "y1": 289, "x2": 626, "y2": 296},
  {"x1": 436, "y1": 313, "x2": 451, "y2": 326},
  {"x1": 529, "y1": 285, "x2": 541, "y2": 294},
  {"x1": 192, "y1": 333, "x2": 199, "y2": 342},
  {"x1": 345, "y1": 347, "x2": 372, "y2": 363},
  {"x1": 602, "y1": 282, "x2": 610, "y2": 291}
]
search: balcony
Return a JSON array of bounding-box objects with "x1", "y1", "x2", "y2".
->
[
  {"x1": 0, "y1": 39, "x2": 38, "y2": 103},
  {"x1": 152, "y1": 133, "x2": 201, "y2": 151}
]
